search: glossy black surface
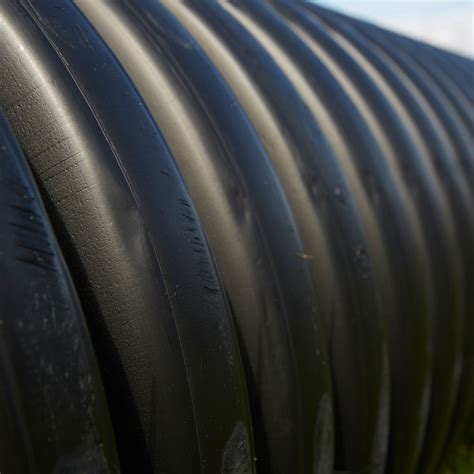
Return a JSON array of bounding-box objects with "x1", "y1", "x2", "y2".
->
[
  {"x1": 74, "y1": 2, "x2": 334, "y2": 473},
  {"x1": 0, "y1": 112, "x2": 119, "y2": 473},
  {"x1": 0, "y1": 1, "x2": 472, "y2": 473},
  {"x1": 0, "y1": 2, "x2": 253, "y2": 473}
]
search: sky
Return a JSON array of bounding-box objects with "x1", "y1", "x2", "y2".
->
[{"x1": 316, "y1": 0, "x2": 474, "y2": 58}]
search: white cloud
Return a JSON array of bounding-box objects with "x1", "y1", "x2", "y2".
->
[
  {"x1": 375, "y1": 4, "x2": 474, "y2": 57},
  {"x1": 317, "y1": 1, "x2": 474, "y2": 57}
]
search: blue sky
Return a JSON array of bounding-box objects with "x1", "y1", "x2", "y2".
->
[{"x1": 316, "y1": 1, "x2": 474, "y2": 57}]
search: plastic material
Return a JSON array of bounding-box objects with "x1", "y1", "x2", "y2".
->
[
  {"x1": 0, "y1": 2, "x2": 253, "y2": 473},
  {"x1": 0, "y1": 112, "x2": 119, "y2": 473},
  {"x1": 0, "y1": 1, "x2": 472, "y2": 473}
]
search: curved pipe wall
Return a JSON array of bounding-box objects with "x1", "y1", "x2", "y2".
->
[{"x1": 0, "y1": 1, "x2": 472, "y2": 474}]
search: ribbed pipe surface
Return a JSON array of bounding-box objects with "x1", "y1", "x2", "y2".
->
[{"x1": 0, "y1": 1, "x2": 472, "y2": 473}]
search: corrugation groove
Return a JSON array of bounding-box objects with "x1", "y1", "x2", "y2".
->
[
  {"x1": 0, "y1": 1, "x2": 472, "y2": 473},
  {"x1": 75, "y1": 2, "x2": 333, "y2": 473},
  {"x1": 285, "y1": 3, "x2": 467, "y2": 473},
  {"x1": 335, "y1": 9, "x2": 474, "y2": 183},
  {"x1": 302, "y1": 7, "x2": 474, "y2": 473},
  {"x1": 176, "y1": 4, "x2": 393, "y2": 472}
]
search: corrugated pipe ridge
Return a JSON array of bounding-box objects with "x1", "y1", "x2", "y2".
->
[{"x1": 0, "y1": 1, "x2": 472, "y2": 474}]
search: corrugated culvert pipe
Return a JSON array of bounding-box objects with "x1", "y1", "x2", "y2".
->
[{"x1": 0, "y1": 1, "x2": 472, "y2": 473}]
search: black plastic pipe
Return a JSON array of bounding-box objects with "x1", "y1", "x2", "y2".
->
[{"x1": 0, "y1": 1, "x2": 472, "y2": 473}]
